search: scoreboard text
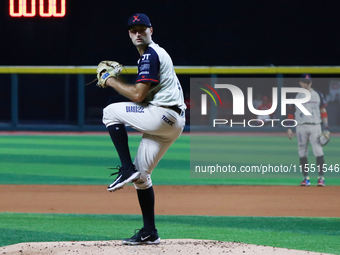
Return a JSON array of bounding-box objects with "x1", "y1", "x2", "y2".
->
[{"x1": 9, "y1": 0, "x2": 66, "y2": 17}]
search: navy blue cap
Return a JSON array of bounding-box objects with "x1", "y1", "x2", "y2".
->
[
  {"x1": 300, "y1": 73, "x2": 312, "y2": 83},
  {"x1": 127, "y1": 13, "x2": 152, "y2": 29}
]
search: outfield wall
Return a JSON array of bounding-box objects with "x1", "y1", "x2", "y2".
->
[{"x1": 0, "y1": 66, "x2": 340, "y2": 131}]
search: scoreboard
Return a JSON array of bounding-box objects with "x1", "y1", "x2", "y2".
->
[
  {"x1": 1, "y1": 0, "x2": 143, "y2": 66},
  {"x1": 9, "y1": 0, "x2": 66, "y2": 18}
]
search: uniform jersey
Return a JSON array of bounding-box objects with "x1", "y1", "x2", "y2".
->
[
  {"x1": 288, "y1": 89, "x2": 327, "y2": 125},
  {"x1": 136, "y1": 41, "x2": 186, "y2": 110}
]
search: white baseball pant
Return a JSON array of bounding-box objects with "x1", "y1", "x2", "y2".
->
[
  {"x1": 103, "y1": 102, "x2": 185, "y2": 189},
  {"x1": 296, "y1": 124, "x2": 323, "y2": 158}
]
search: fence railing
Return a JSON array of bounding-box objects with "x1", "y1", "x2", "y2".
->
[{"x1": 1, "y1": 66, "x2": 340, "y2": 74}]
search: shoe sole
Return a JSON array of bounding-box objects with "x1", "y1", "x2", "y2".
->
[
  {"x1": 107, "y1": 172, "x2": 140, "y2": 192},
  {"x1": 121, "y1": 238, "x2": 161, "y2": 245}
]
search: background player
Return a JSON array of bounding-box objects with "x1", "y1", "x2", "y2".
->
[
  {"x1": 287, "y1": 74, "x2": 329, "y2": 186},
  {"x1": 100, "y1": 13, "x2": 186, "y2": 244}
]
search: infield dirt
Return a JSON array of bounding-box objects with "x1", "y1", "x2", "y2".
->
[
  {"x1": 1, "y1": 185, "x2": 339, "y2": 255},
  {"x1": 1, "y1": 185, "x2": 339, "y2": 217}
]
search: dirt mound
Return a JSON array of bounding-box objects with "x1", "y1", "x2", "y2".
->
[{"x1": 1, "y1": 239, "x2": 332, "y2": 255}]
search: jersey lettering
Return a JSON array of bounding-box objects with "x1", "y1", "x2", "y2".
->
[
  {"x1": 136, "y1": 46, "x2": 159, "y2": 83},
  {"x1": 140, "y1": 64, "x2": 150, "y2": 71},
  {"x1": 126, "y1": 106, "x2": 144, "y2": 113},
  {"x1": 142, "y1": 54, "x2": 151, "y2": 61},
  {"x1": 162, "y1": 115, "x2": 174, "y2": 126}
]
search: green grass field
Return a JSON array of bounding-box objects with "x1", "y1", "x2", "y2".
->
[
  {"x1": 0, "y1": 134, "x2": 339, "y2": 254},
  {"x1": 0, "y1": 213, "x2": 339, "y2": 254},
  {"x1": 0, "y1": 134, "x2": 339, "y2": 185}
]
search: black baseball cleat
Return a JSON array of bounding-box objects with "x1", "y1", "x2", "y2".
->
[
  {"x1": 122, "y1": 228, "x2": 161, "y2": 245},
  {"x1": 107, "y1": 164, "x2": 140, "y2": 192}
]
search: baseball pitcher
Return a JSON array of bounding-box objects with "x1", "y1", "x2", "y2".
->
[{"x1": 96, "y1": 13, "x2": 186, "y2": 245}]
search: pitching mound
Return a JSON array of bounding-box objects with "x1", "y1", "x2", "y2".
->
[{"x1": 1, "y1": 239, "x2": 332, "y2": 255}]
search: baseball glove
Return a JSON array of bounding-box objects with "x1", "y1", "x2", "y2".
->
[
  {"x1": 318, "y1": 130, "x2": 330, "y2": 146},
  {"x1": 96, "y1": 60, "x2": 124, "y2": 88}
]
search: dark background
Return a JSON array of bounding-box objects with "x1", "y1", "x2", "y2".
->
[{"x1": 1, "y1": 0, "x2": 340, "y2": 66}]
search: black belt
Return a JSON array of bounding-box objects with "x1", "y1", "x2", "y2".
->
[
  {"x1": 149, "y1": 103, "x2": 183, "y2": 115},
  {"x1": 168, "y1": 105, "x2": 182, "y2": 115}
]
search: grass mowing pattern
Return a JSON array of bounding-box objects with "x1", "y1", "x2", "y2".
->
[
  {"x1": 0, "y1": 213, "x2": 339, "y2": 254},
  {"x1": 0, "y1": 134, "x2": 339, "y2": 185},
  {"x1": 0, "y1": 134, "x2": 339, "y2": 254}
]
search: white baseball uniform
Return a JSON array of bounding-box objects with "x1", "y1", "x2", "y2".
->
[
  {"x1": 289, "y1": 89, "x2": 327, "y2": 157},
  {"x1": 103, "y1": 41, "x2": 186, "y2": 189}
]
